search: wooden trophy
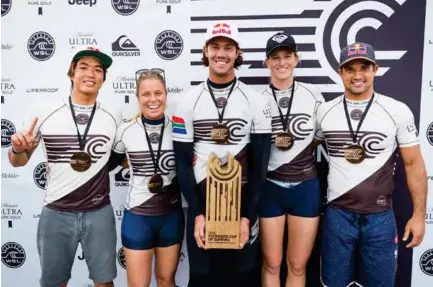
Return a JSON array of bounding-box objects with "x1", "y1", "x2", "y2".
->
[{"x1": 205, "y1": 153, "x2": 242, "y2": 249}]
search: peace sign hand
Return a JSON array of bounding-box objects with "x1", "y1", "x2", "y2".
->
[{"x1": 10, "y1": 117, "x2": 38, "y2": 153}]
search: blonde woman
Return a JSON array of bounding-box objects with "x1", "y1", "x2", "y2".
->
[
  {"x1": 111, "y1": 69, "x2": 184, "y2": 287},
  {"x1": 259, "y1": 33, "x2": 324, "y2": 287}
]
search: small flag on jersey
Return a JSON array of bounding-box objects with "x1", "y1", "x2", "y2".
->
[{"x1": 172, "y1": 116, "x2": 187, "y2": 135}]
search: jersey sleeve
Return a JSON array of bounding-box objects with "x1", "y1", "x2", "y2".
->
[
  {"x1": 396, "y1": 103, "x2": 419, "y2": 148},
  {"x1": 112, "y1": 123, "x2": 126, "y2": 154},
  {"x1": 172, "y1": 96, "x2": 194, "y2": 142},
  {"x1": 314, "y1": 103, "x2": 326, "y2": 141},
  {"x1": 251, "y1": 92, "x2": 272, "y2": 134}
]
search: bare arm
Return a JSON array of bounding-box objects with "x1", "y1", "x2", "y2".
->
[{"x1": 399, "y1": 145, "x2": 427, "y2": 248}]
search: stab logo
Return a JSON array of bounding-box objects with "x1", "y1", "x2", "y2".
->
[
  {"x1": 112, "y1": 0, "x2": 139, "y2": 16},
  {"x1": 155, "y1": 30, "x2": 183, "y2": 60},
  {"x1": 27, "y1": 31, "x2": 55, "y2": 61},
  {"x1": 112, "y1": 35, "x2": 140, "y2": 57},
  {"x1": 1, "y1": 242, "x2": 26, "y2": 268},
  {"x1": 1, "y1": 119, "x2": 15, "y2": 148},
  {"x1": 33, "y1": 162, "x2": 48, "y2": 189}
]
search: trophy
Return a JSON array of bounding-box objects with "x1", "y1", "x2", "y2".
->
[{"x1": 205, "y1": 153, "x2": 241, "y2": 249}]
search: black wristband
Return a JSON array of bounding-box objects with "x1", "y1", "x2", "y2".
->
[{"x1": 11, "y1": 147, "x2": 25, "y2": 155}]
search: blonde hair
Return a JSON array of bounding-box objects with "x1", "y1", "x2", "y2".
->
[{"x1": 129, "y1": 71, "x2": 167, "y2": 121}]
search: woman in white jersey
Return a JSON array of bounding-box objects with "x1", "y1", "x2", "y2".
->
[
  {"x1": 111, "y1": 70, "x2": 184, "y2": 287},
  {"x1": 258, "y1": 33, "x2": 324, "y2": 287}
]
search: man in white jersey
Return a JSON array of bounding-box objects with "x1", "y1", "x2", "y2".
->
[
  {"x1": 8, "y1": 47, "x2": 122, "y2": 287},
  {"x1": 316, "y1": 42, "x2": 427, "y2": 287},
  {"x1": 172, "y1": 22, "x2": 272, "y2": 286}
]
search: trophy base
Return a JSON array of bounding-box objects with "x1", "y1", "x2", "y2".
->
[{"x1": 205, "y1": 221, "x2": 240, "y2": 249}]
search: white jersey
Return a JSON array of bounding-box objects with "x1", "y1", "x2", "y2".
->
[
  {"x1": 261, "y1": 82, "x2": 324, "y2": 182},
  {"x1": 31, "y1": 97, "x2": 122, "y2": 211},
  {"x1": 113, "y1": 116, "x2": 180, "y2": 215},
  {"x1": 172, "y1": 79, "x2": 272, "y2": 183},
  {"x1": 315, "y1": 93, "x2": 419, "y2": 213}
]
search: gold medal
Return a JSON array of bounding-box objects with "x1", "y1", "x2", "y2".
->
[
  {"x1": 275, "y1": 132, "x2": 294, "y2": 151},
  {"x1": 70, "y1": 152, "x2": 92, "y2": 172},
  {"x1": 211, "y1": 123, "x2": 229, "y2": 144},
  {"x1": 148, "y1": 174, "x2": 164, "y2": 193},
  {"x1": 344, "y1": 144, "x2": 365, "y2": 164}
]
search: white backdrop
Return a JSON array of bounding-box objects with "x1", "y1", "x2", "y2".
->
[{"x1": 1, "y1": 0, "x2": 432, "y2": 286}]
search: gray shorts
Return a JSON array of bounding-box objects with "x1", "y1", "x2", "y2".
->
[{"x1": 37, "y1": 204, "x2": 117, "y2": 287}]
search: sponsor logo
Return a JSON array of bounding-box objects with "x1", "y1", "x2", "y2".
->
[
  {"x1": 167, "y1": 87, "x2": 184, "y2": 95},
  {"x1": 117, "y1": 247, "x2": 126, "y2": 269},
  {"x1": 149, "y1": 132, "x2": 160, "y2": 144},
  {"x1": 27, "y1": 31, "x2": 55, "y2": 61},
  {"x1": 348, "y1": 43, "x2": 368, "y2": 56},
  {"x1": 426, "y1": 206, "x2": 433, "y2": 225},
  {"x1": 1, "y1": 203, "x2": 22, "y2": 224},
  {"x1": 376, "y1": 195, "x2": 388, "y2": 207},
  {"x1": 216, "y1": 97, "x2": 227, "y2": 109},
  {"x1": 278, "y1": 97, "x2": 290, "y2": 109},
  {"x1": 68, "y1": 0, "x2": 97, "y2": 7},
  {"x1": 2, "y1": 43, "x2": 13, "y2": 50},
  {"x1": 115, "y1": 204, "x2": 124, "y2": 220},
  {"x1": 427, "y1": 122, "x2": 433, "y2": 146},
  {"x1": 69, "y1": 32, "x2": 98, "y2": 51},
  {"x1": 26, "y1": 1, "x2": 53, "y2": 6},
  {"x1": 154, "y1": 30, "x2": 183, "y2": 60},
  {"x1": 429, "y1": 80, "x2": 433, "y2": 91},
  {"x1": 113, "y1": 75, "x2": 136, "y2": 103},
  {"x1": 83, "y1": 284, "x2": 94, "y2": 287},
  {"x1": 420, "y1": 249, "x2": 433, "y2": 276},
  {"x1": 112, "y1": 35, "x2": 140, "y2": 57},
  {"x1": 111, "y1": 0, "x2": 139, "y2": 16},
  {"x1": 115, "y1": 168, "x2": 130, "y2": 187},
  {"x1": 350, "y1": 109, "x2": 363, "y2": 121},
  {"x1": 272, "y1": 34, "x2": 288, "y2": 43},
  {"x1": 211, "y1": 23, "x2": 233, "y2": 36},
  {"x1": 1, "y1": 0, "x2": 11, "y2": 17},
  {"x1": 33, "y1": 162, "x2": 48, "y2": 189},
  {"x1": 91, "y1": 194, "x2": 104, "y2": 204},
  {"x1": 1, "y1": 78, "x2": 15, "y2": 97},
  {"x1": 2, "y1": 172, "x2": 20, "y2": 179},
  {"x1": 1, "y1": 242, "x2": 26, "y2": 268},
  {"x1": 26, "y1": 88, "x2": 59, "y2": 94},
  {"x1": 76, "y1": 114, "x2": 89, "y2": 125},
  {"x1": 156, "y1": 0, "x2": 182, "y2": 4},
  {"x1": 1, "y1": 119, "x2": 15, "y2": 148}
]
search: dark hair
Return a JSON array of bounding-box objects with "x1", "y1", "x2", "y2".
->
[
  {"x1": 201, "y1": 44, "x2": 243, "y2": 69},
  {"x1": 340, "y1": 59, "x2": 375, "y2": 71},
  {"x1": 67, "y1": 59, "x2": 107, "y2": 82}
]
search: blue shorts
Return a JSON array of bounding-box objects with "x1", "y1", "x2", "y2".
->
[
  {"x1": 258, "y1": 176, "x2": 321, "y2": 218},
  {"x1": 37, "y1": 204, "x2": 117, "y2": 287},
  {"x1": 121, "y1": 208, "x2": 185, "y2": 250},
  {"x1": 321, "y1": 206, "x2": 398, "y2": 287}
]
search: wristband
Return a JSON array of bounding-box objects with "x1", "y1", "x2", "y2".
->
[{"x1": 11, "y1": 147, "x2": 25, "y2": 155}]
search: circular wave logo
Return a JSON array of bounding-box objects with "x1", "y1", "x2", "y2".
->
[
  {"x1": 1, "y1": 242, "x2": 26, "y2": 268},
  {"x1": 33, "y1": 162, "x2": 47, "y2": 189},
  {"x1": 117, "y1": 247, "x2": 126, "y2": 269},
  {"x1": 154, "y1": 30, "x2": 183, "y2": 60},
  {"x1": 111, "y1": 0, "x2": 140, "y2": 16},
  {"x1": 1, "y1": 119, "x2": 16, "y2": 148},
  {"x1": 27, "y1": 31, "x2": 55, "y2": 61},
  {"x1": 1, "y1": 0, "x2": 12, "y2": 17}
]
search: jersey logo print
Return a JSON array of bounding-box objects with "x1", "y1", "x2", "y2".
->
[
  {"x1": 271, "y1": 113, "x2": 313, "y2": 142},
  {"x1": 128, "y1": 150, "x2": 175, "y2": 177},
  {"x1": 42, "y1": 135, "x2": 110, "y2": 163},
  {"x1": 324, "y1": 131, "x2": 387, "y2": 158},
  {"x1": 193, "y1": 118, "x2": 248, "y2": 143}
]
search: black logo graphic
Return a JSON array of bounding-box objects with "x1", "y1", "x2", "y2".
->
[
  {"x1": 420, "y1": 249, "x2": 433, "y2": 276},
  {"x1": 27, "y1": 31, "x2": 55, "y2": 61},
  {"x1": 350, "y1": 109, "x2": 363, "y2": 121},
  {"x1": 1, "y1": 0, "x2": 11, "y2": 17},
  {"x1": 112, "y1": 0, "x2": 139, "y2": 16},
  {"x1": 33, "y1": 162, "x2": 47, "y2": 189},
  {"x1": 76, "y1": 114, "x2": 89, "y2": 125},
  {"x1": 115, "y1": 168, "x2": 130, "y2": 187},
  {"x1": 68, "y1": 0, "x2": 96, "y2": 6},
  {"x1": 427, "y1": 122, "x2": 433, "y2": 146},
  {"x1": 149, "y1": 132, "x2": 160, "y2": 144},
  {"x1": 112, "y1": 35, "x2": 140, "y2": 56},
  {"x1": 117, "y1": 247, "x2": 126, "y2": 269},
  {"x1": 278, "y1": 97, "x2": 290, "y2": 109},
  {"x1": 155, "y1": 30, "x2": 183, "y2": 60},
  {"x1": 1, "y1": 119, "x2": 15, "y2": 148},
  {"x1": 216, "y1": 97, "x2": 227, "y2": 109},
  {"x1": 1, "y1": 242, "x2": 26, "y2": 268}
]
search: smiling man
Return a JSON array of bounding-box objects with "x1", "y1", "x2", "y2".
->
[
  {"x1": 315, "y1": 43, "x2": 427, "y2": 287},
  {"x1": 8, "y1": 47, "x2": 122, "y2": 287},
  {"x1": 172, "y1": 22, "x2": 272, "y2": 287}
]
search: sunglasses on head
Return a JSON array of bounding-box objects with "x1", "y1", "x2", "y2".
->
[{"x1": 135, "y1": 68, "x2": 165, "y2": 83}]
